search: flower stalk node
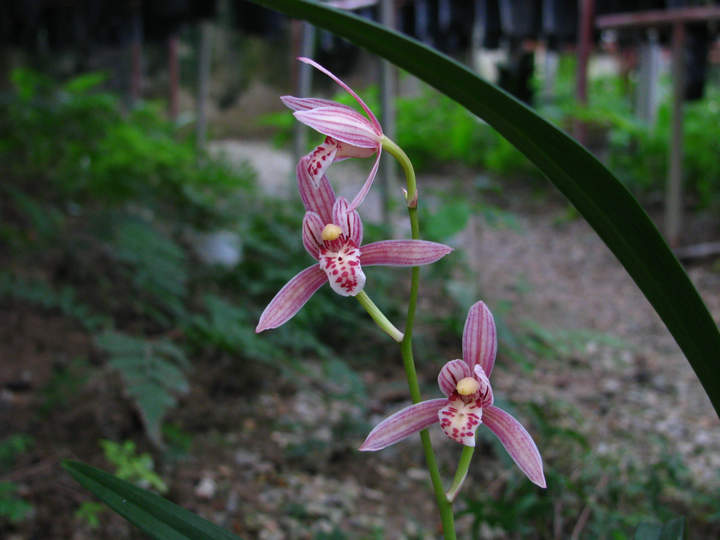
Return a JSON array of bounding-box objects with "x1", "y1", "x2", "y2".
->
[{"x1": 407, "y1": 188, "x2": 418, "y2": 209}]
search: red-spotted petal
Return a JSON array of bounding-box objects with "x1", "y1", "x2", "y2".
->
[
  {"x1": 256, "y1": 265, "x2": 327, "y2": 332},
  {"x1": 463, "y1": 301, "x2": 498, "y2": 376},
  {"x1": 438, "y1": 396, "x2": 483, "y2": 447},
  {"x1": 318, "y1": 241, "x2": 365, "y2": 297},
  {"x1": 359, "y1": 398, "x2": 446, "y2": 451},
  {"x1": 295, "y1": 106, "x2": 379, "y2": 149},
  {"x1": 297, "y1": 156, "x2": 336, "y2": 224},
  {"x1": 302, "y1": 212, "x2": 324, "y2": 260},
  {"x1": 298, "y1": 57, "x2": 382, "y2": 133},
  {"x1": 305, "y1": 138, "x2": 338, "y2": 188},
  {"x1": 281, "y1": 95, "x2": 355, "y2": 113},
  {"x1": 483, "y1": 406, "x2": 546, "y2": 488},
  {"x1": 349, "y1": 148, "x2": 381, "y2": 210},
  {"x1": 437, "y1": 360, "x2": 472, "y2": 397},
  {"x1": 332, "y1": 198, "x2": 362, "y2": 246},
  {"x1": 359, "y1": 240, "x2": 453, "y2": 267}
]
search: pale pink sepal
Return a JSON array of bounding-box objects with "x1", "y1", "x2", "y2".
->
[
  {"x1": 294, "y1": 107, "x2": 379, "y2": 149},
  {"x1": 463, "y1": 301, "x2": 498, "y2": 376},
  {"x1": 280, "y1": 95, "x2": 355, "y2": 113},
  {"x1": 332, "y1": 197, "x2": 362, "y2": 246},
  {"x1": 298, "y1": 56, "x2": 381, "y2": 132},
  {"x1": 483, "y1": 406, "x2": 546, "y2": 488},
  {"x1": 437, "y1": 359, "x2": 472, "y2": 397},
  {"x1": 302, "y1": 212, "x2": 324, "y2": 260},
  {"x1": 360, "y1": 240, "x2": 453, "y2": 267},
  {"x1": 256, "y1": 265, "x2": 327, "y2": 332},
  {"x1": 297, "y1": 156, "x2": 336, "y2": 224},
  {"x1": 349, "y1": 148, "x2": 382, "y2": 211},
  {"x1": 359, "y1": 398, "x2": 446, "y2": 451}
]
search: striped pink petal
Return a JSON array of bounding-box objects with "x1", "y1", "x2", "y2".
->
[
  {"x1": 359, "y1": 398, "x2": 446, "y2": 451},
  {"x1": 359, "y1": 240, "x2": 453, "y2": 267},
  {"x1": 463, "y1": 301, "x2": 498, "y2": 376},
  {"x1": 473, "y1": 364, "x2": 494, "y2": 406},
  {"x1": 294, "y1": 106, "x2": 379, "y2": 149},
  {"x1": 349, "y1": 148, "x2": 381, "y2": 210},
  {"x1": 332, "y1": 198, "x2": 362, "y2": 246},
  {"x1": 298, "y1": 57, "x2": 381, "y2": 133},
  {"x1": 280, "y1": 95, "x2": 355, "y2": 113},
  {"x1": 297, "y1": 156, "x2": 336, "y2": 224},
  {"x1": 302, "y1": 212, "x2": 324, "y2": 260},
  {"x1": 437, "y1": 359, "x2": 472, "y2": 397},
  {"x1": 483, "y1": 406, "x2": 546, "y2": 488},
  {"x1": 255, "y1": 265, "x2": 327, "y2": 332}
]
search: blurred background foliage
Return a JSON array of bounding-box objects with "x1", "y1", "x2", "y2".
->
[
  {"x1": 0, "y1": 67, "x2": 381, "y2": 448},
  {"x1": 2, "y1": 57, "x2": 719, "y2": 538}
]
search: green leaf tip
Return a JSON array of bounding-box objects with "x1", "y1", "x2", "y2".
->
[{"x1": 62, "y1": 460, "x2": 242, "y2": 540}]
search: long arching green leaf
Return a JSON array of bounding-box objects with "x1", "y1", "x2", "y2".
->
[
  {"x1": 251, "y1": 0, "x2": 720, "y2": 416},
  {"x1": 63, "y1": 461, "x2": 242, "y2": 540}
]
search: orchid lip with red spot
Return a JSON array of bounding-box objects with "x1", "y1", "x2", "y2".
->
[
  {"x1": 255, "y1": 156, "x2": 453, "y2": 333},
  {"x1": 281, "y1": 57, "x2": 383, "y2": 210},
  {"x1": 359, "y1": 302, "x2": 546, "y2": 489}
]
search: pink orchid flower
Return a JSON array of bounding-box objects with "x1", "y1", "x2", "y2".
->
[
  {"x1": 360, "y1": 301, "x2": 546, "y2": 489},
  {"x1": 281, "y1": 57, "x2": 383, "y2": 210},
  {"x1": 255, "y1": 156, "x2": 452, "y2": 333}
]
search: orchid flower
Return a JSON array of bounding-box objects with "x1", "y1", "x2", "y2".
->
[
  {"x1": 255, "y1": 155, "x2": 452, "y2": 335},
  {"x1": 281, "y1": 57, "x2": 383, "y2": 210},
  {"x1": 360, "y1": 301, "x2": 546, "y2": 489}
]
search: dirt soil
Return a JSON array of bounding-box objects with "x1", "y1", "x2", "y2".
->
[{"x1": 2, "y1": 141, "x2": 720, "y2": 539}]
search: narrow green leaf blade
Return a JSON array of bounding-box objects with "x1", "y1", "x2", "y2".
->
[
  {"x1": 252, "y1": 0, "x2": 720, "y2": 416},
  {"x1": 63, "y1": 460, "x2": 241, "y2": 540}
]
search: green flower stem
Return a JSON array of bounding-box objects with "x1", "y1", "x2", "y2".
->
[
  {"x1": 383, "y1": 136, "x2": 457, "y2": 540},
  {"x1": 381, "y1": 136, "x2": 416, "y2": 206},
  {"x1": 355, "y1": 290, "x2": 404, "y2": 342},
  {"x1": 446, "y1": 445, "x2": 475, "y2": 502}
]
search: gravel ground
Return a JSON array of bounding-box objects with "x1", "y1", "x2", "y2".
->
[{"x1": 211, "y1": 138, "x2": 720, "y2": 491}]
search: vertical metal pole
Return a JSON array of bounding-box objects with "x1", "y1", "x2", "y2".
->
[
  {"x1": 168, "y1": 34, "x2": 179, "y2": 121},
  {"x1": 379, "y1": 0, "x2": 396, "y2": 230},
  {"x1": 637, "y1": 29, "x2": 660, "y2": 127},
  {"x1": 293, "y1": 22, "x2": 316, "y2": 166},
  {"x1": 575, "y1": 0, "x2": 594, "y2": 105},
  {"x1": 666, "y1": 21, "x2": 686, "y2": 246},
  {"x1": 196, "y1": 21, "x2": 213, "y2": 148}
]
